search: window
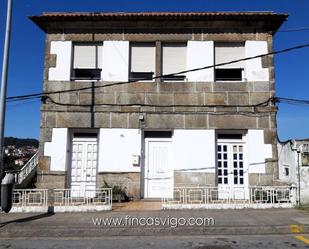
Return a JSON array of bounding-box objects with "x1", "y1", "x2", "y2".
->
[
  {"x1": 71, "y1": 43, "x2": 102, "y2": 80},
  {"x1": 283, "y1": 165, "x2": 290, "y2": 177},
  {"x1": 215, "y1": 42, "x2": 245, "y2": 81},
  {"x1": 162, "y1": 43, "x2": 187, "y2": 81},
  {"x1": 129, "y1": 43, "x2": 155, "y2": 81}
]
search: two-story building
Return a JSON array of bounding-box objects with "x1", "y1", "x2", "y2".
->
[{"x1": 30, "y1": 12, "x2": 287, "y2": 200}]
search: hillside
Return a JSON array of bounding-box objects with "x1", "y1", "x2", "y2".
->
[{"x1": 4, "y1": 137, "x2": 39, "y2": 148}]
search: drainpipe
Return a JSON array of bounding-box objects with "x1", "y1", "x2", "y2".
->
[{"x1": 297, "y1": 145, "x2": 302, "y2": 207}]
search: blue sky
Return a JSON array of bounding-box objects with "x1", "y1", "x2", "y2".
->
[{"x1": 0, "y1": 0, "x2": 308, "y2": 140}]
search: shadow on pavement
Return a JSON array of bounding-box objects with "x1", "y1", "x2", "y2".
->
[{"x1": 0, "y1": 212, "x2": 54, "y2": 228}]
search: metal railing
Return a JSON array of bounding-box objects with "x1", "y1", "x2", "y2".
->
[
  {"x1": 10, "y1": 188, "x2": 112, "y2": 212},
  {"x1": 12, "y1": 189, "x2": 48, "y2": 207},
  {"x1": 17, "y1": 151, "x2": 39, "y2": 184},
  {"x1": 5, "y1": 151, "x2": 39, "y2": 185},
  {"x1": 54, "y1": 188, "x2": 112, "y2": 207},
  {"x1": 162, "y1": 185, "x2": 296, "y2": 208}
]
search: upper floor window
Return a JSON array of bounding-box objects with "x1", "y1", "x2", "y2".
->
[
  {"x1": 162, "y1": 43, "x2": 187, "y2": 81},
  {"x1": 71, "y1": 43, "x2": 102, "y2": 80},
  {"x1": 215, "y1": 42, "x2": 245, "y2": 82},
  {"x1": 129, "y1": 42, "x2": 155, "y2": 81}
]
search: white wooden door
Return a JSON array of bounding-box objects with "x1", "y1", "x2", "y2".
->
[
  {"x1": 70, "y1": 137, "x2": 98, "y2": 197},
  {"x1": 217, "y1": 143, "x2": 248, "y2": 199},
  {"x1": 144, "y1": 138, "x2": 173, "y2": 198}
]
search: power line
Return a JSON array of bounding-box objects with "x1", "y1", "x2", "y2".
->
[
  {"x1": 6, "y1": 43, "x2": 309, "y2": 103},
  {"x1": 47, "y1": 95, "x2": 272, "y2": 108},
  {"x1": 278, "y1": 26, "x2": 309, "y2": 33},
  {"x1": 274, "y1": 97, "x2": 309, "y2": 106}
]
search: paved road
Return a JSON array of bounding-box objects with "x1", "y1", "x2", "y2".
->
[
  {"x1": 1, "y1": 209, "x2": 309, "y2": 248},
  {"x1": 0, "y1": 235, "x2": 308, "y2": 249}
]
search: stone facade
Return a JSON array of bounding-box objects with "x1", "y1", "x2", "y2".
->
[{"x1": 32, "y1": 12, "x2": 287, "y2": 198}]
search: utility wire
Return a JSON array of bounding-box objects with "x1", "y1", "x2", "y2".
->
[
  {"x1": 47, "y1": 95, "x2": 272, "y2": 108},
  {"x1": 274, "y1": 97, "x2": 309, "y2": 106},
  {"x1": 278, "y1": 26, "x2": 309, "y2": 32},
  {"x1": 6, "y1": 43, "x2": 309, "y2": 102}
]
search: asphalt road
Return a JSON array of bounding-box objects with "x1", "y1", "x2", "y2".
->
[
  {"x1": 0, "y1": 235, "x2": 309, "y2": 249},
  {"x1": 1, "y1": 209, "x2": 309, "y2": 248}
]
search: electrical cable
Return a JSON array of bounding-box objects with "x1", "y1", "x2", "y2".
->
[{"x1": 6, "y1": 43, "x2": 309, "y2": 102}]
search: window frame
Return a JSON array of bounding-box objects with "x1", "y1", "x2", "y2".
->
[
  {"x1": 161, "y1": 42, "x2": 187, "y2": 82},
  {"x1": 129, "y1": 42, "x2": 156, "y2": 81},
  {"x1": 71, "y1": 42, "x2": 102, "y2": 81},
  {"x1": 214, "y1": 42, "x2": 245, "y2": 82}
]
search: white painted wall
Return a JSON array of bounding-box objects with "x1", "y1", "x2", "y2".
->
[
  {"x1": 49, "y1": 41, "x2": 72, "y2": 81},
  {"x1": 186, "y1": 41, "x2": 214, "y2": 82},
  {"x1": 278, "y1": 142, "x2": 297, "y2": 183},
  {"x1": 98, "y1": 129, "x2": 141, "y2": 172},
  {"x1": 44, "y1": 128, "x2": 68, "y2": 171},
  {"x1": 173, "y1": 130, "x2": 216, "y2": 172},
  {"x1": 245, "y1": 41, "x2": 269, "y2": 82},
  {"x1": 278, "y1": 141, "x2": 309, "y2": 205},
  {"x1": 247, "y1": 130, "x2": 272, "y2": 173},
  {"x1": 101, "y1": 41, "x2": 129, "y2": 81}
]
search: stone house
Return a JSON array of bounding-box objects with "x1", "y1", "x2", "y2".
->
[
  {"x1": 278, "y1": 140, "x2": 309, "y2": 205},
  {"x1": 30, "y1": 12, "x2": 287, "y2": 199}
]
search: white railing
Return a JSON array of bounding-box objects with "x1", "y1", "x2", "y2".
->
[
  {"x1": 53, "y1": 188, "x2": 112, "y2": 211},
  {"x1": 10, "y1": 188, "x2": 112, "y2": 212},
  {"x1": 17, "y1": 151, "x2": 39, "y2": 184},
  {"x1": 11, "y1": 189, "x2": 48, "y2": 212},
  {"x1": 6, "y1": 151, "x2": 39, "y2": 185},
  {"x1": 162, "y1": 186, "x2": 296, "y2": 209}
]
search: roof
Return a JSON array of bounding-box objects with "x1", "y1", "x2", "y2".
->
[{"x1": 29, "y1": 11, "x2": 288, "y2": 33}]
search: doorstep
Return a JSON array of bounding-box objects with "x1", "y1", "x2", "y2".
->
[{"x1": 112, "y1": 200, "x2": 161, "y2": 211}]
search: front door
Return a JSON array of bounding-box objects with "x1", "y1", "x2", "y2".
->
[
  {"x1": 217, "y1": 142, "x2": 248, "y2": 199},
  {"x1": 144, "y1": 138, "x2": 173, "y2": 198},
  {"x1": 70, "y1": 137, "x2": 98, "y2": 197}
]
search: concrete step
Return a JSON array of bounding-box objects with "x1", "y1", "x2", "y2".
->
[{"x1": 112, "y1": 200, "x2": 161, "y2": 211}]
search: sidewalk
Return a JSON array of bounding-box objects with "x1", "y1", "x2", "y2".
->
[{"x1": 0, "y1": 209, "x2": 309, "y2": 238}]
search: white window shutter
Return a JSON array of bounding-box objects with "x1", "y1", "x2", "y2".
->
[
  {"x1": 186, "y1": 41, "x2": 214, "y2": 82},
  {"x1": 215, "y1": 43, "x2": 245, "y2": 68},
  {"x1": 245, "y1": 41, "x2": 269, "y2": 81},
  {"x1": 162, "y1": 43, "x2": 186, "y2": 75},
  {"x1": 101, "y1": 41, "x2": 129, "y2": 82},
  {"x1": 97, "y1": 45, "x2": 102, "y2": 69},
  {"x1": 49, "y1": 41, "x2": 72, "y2": 81},
  {"x1": 130, "y1": 44, "x2": 155, "y2": 73},
  {"x1": 73, "y1": 45, "x2": 96, "y2": 69}
]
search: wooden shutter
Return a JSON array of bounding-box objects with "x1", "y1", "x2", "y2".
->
[
  {"x1": 162, "y1": 43, "x2": 187, "y2": 75},
  {"x1": 215, "y1": 43, "x2": 245, "y2": 68},
  {"x1": 130, "y1": 43, "x2": 155, "y2": 73}
]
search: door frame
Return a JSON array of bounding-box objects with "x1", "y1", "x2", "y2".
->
[
  {"x1": 67, "y1": 130, "x2": 99, "y2": 194},
  {"x1": 216, "y1": 132, "x2": 249, "y2": 199},
  {"x1": 143, "y1": 137, "x2": 174, "y2": 199}
]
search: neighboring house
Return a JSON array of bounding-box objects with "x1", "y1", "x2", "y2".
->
[
  {"x1": 278, "y1": 140, "x2": 309, "y2": 205},
  {"x1": 30, "y1": 12, "x2": 287, "y2": 199},
  {"x1": 14, "y1": 158, "x2": 29, "y2": 167}
]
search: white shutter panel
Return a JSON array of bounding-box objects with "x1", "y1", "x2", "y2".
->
[
  {"x1": 97, "y1": 45, "x2": 102, "y2": 69},
  {"x1": 131, "y1": 44, "x2": 155, "y2": 72},
  {"x1": 101, "y1": 41, "x2": 129, "y2": 81},
  {"x1": 215, "y1": 43, "x2": 245, "y2": 68},
  {"x1": 162, "y1": 44, "x2": 186, "y2": 75},
  {"x1": 74, "y1": 45, "x2": 96, "y2": 69}
]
